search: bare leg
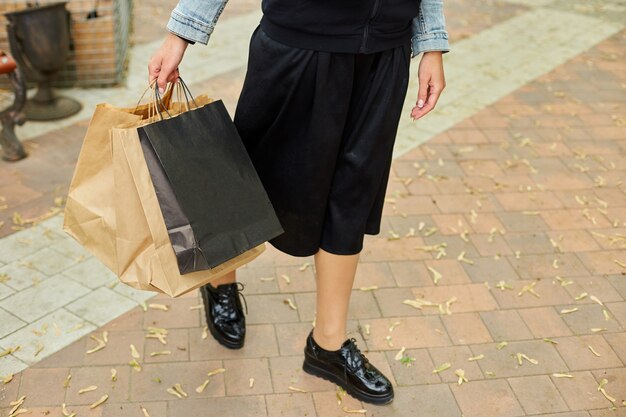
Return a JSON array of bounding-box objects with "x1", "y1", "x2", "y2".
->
[
  {"x1": 210, "y1": 270, "x2": 237, "y2": 287},
  {"x1": 312, "y1": 248, "x2": 360, "y2": 351}
]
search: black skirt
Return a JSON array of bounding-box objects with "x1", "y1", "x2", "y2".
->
[{"x1": 234, "y1": 26, "x2": 411, "y2": 257}]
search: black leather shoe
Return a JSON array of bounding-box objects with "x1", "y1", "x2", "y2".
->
[
  {"x1": 302, "y1": 331, "x2": 394, "y2": 404},
  {"x1": 200, "y1": 282, "x2": 247, "y2": 349}
]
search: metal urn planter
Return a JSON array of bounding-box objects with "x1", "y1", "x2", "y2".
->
[{"x1": 5, "y1": 2, "x2": 82, "y2": 121}]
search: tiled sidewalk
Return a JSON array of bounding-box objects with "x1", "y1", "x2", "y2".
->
[{"x1": 1, "y1": 1, "x2": 625, "y2": 416}]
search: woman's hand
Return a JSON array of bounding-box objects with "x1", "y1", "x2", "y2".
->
[
  {"x1": 148, "y1": 33, "x2": 189, "y2": 93},
  {"x1": 411, "y1": 51, "x2": 445, "y2": 120}
]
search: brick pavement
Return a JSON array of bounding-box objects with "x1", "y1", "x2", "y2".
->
[{"x1": 1, "y1": 1, "x2": 625, "y2": 416}]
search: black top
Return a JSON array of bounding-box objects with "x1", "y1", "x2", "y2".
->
[{"x1": 260, "y1": 0, "x2": 422, "y2": 54}]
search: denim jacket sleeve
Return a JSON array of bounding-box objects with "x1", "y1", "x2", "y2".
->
[
  {"x1": 166, "y1": 0, "x2": 228, "y2": 45},
  {"x1": 411, "y1": 0, "x2": 450, "y2": 57}
]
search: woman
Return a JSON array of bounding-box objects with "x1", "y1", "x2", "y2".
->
[{"x1": 149, "y1": 0, "x2": 448, "y2": 405}]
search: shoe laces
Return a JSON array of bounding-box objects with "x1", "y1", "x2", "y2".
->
[
  {"x1": 344, "y1": 338, "x2": 369, "y2": 371},
  {"x1": 217, "y1": 282, "x2": 248, "y2": 315}
]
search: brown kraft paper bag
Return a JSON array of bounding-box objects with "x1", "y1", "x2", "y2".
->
[
  {"x1": 110, "y1": 104, "x2": 266, "y2": 297},
  {"x1": 62, "y1": 88, "x2": 181, "y2": 271}
]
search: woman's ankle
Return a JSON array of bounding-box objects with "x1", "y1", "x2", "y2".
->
[{"x1": 312, "y1": 327, "x2": 345, "y2": 351}]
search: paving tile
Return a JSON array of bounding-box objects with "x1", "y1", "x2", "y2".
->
[
  {"x1": 469, "y1": 340, "x2": 568, "y2": 378},
  {"x1": 563, "y1": 276, "x2": 624, "y2": 304},
  {"x1": 143, "y1": 297, "x2": 199, "y2": 329},
  {"x1": 129, "y1": 360, "x2": 225, "y2": 401},
  {"x1": 507, "y1": 375, "x2": 569, "y2": 414},
  {"x1": 101, "y1": 401, "x2": 166, "y2": 417},
  {"x1": 427, "y1": 345, "x2": 484, "y2": 384},
  {"x1": 31, "y1": 337, "x2": 85, "y2": 368},
  {"x1": 189, "y1": 324, "x2": 279, "y2": 361},
  {"x1": 111, "y1": 281, "x2": 156, "y2": 303},
  {"x1": 61, "y1": 257, "x2": 117, "y2": 289},
  {"x1": 245, "y1": 294, "x2": 300, "y2": 324},
  {"x1": 223, "y1": 357, "x2": 273, "y2": 396},
  {"x1": 591, "y1": 367, "x2": 626, "y2": 409},
  {"x1": 312, "y1": 391, "x2": 365, "y2": 417},
  {"x1": 450, "y1": 379, "x2": 524, "y2": 417},
  {"x1": 65, "y1": 287, "x2": 138, "y2": 326},
  {"x1": 508, "y1": 253, "x2": 589, "y2": 279},
  {"x1": 99, "y1": 307, "x2": 145, "y2": 333},
  {"x1": 496, "y1": 211, "x2": 549, "y2": 232},
  {"x1": 1, "y1": 275, "x2": 90, "y2": 322},
  {"x1": 275, "y1": 322, "x2": 316, "y2": 357},
  {"x1": 557, "y1": 303, "x2": 623, "y2": 335},
  {"x1": 0, "y1": 372, "x2": 21, "y2": 405},
  {"x1": 589, "y1": 410, "x2": 626, "y2": 417},
  {"x1": 496, "y1": 191, "x2": 564, "y2": 211},
  {"x1": 353, "y1": 262, "x2": 397, "y2": 289},
  {"x1": 168, "y1": 396, "x2": 267, "y2": 417},
  {"x1": 503, "y1": 231, "x2": 556, "y2": 255},
  {"x1": 553, "y1": 334, "x2": 623, "y2": 371},
  {"x1": 604, "y1": 332, "x2": 626, "y2": 366},
  {"x1": 384, "y1": 348, "x2": 440, "y2": 386},
  {"x1": 143, "y1": 328, "x2": 188, "y2": 364},
  {"x1": 81, "y1": 329, "x2": 146, "y2": 367},
  {"x1": 275, "y1": 264, "x2": 317, "y2": 293},
  {"x1": 534, "y1": 413, "x2": 590, "y2": 417},
  {"x1": 0, "y1": 354, "x2": 27, "y2": 376},
  {"x1": 0, "y1": 308, "x2": 25, "y2": 338},
  {"x1": 490, "y1": 278, "x2": 574, "y2": 309},
  {"x1": 412, "y1": 283, "x2": 499, "y2": 314},
  {"x1": 462, "y1": 256, "x2": 520, "y2": 283},
  {"x1": 266, "y1": 393, "x2": 317, "y2": 417},
  {"x1": 0, "y1": 227, "x2": 57, "y2": 264},
  {"x1": 547, "y1": 230, "x2": 602, "y2": 252},
  {"x1": 423, "y1": 234, "x2": 480, "y2": 258},
  {"x1": 64, "y1": 365, "x2": 130, "y2": 405},
  {"x1": 363, "y1": 316, "x2": 451, "y2": 350},
  {"x1": 441, "y1": 312, "x2": 493, "y2": 345},
  {"x1": 423, "y1": 259, "x2": 473, "y2": 285},
  {"x1": 469, "y1": 233, "x2": 513, "y2": 257},
  {"x1": 0, "y1": 284, "x2": 13, "y2": 302},
  {"x1": 236, "y1": 265, "x2": 280, "y2": 295},
  {"x1": 48, "y1": 236, "x2": 92, "y2": 262},
  {"x1": 480, "y1": 310, "x2": 533, "y2": 341},
  {"x1": 0, "y1": 308, "x2": 95, "y2": 365},
  {"x1": 607, "y1": 275, "x2": 626, "y2": 300},
  {"x1": 374, "y1": 287, "x2": 424, "y2": 317},
  {"x1": 578, "y1": 250, "x2": 626, "y2": 276},
  {"x1": 388, "y1": 261, "x2": 433, "y2": 287},
  {"x1": 368, "y1": 385, "x2": 461, "y2": 417},
  {"x1": 550, "y1": 371, "x2": 608, "y2": 411},
  {"x1": 269, "y1": 355, "x2": 332, "y2": 393},
  {"x1": 19, "y1": 247, "x2": 80, "y2": 276},
  {"x1": 606, "y1": 301, "x2": 626, "y2": 329},
  {"x1": 17, "y1": 366, "x2": 69, "y2": 406},
  {"x1": 519, "y1": 306, "x2": 574, "y2": 338},
  {"x1": 0, "y1": 260, "x2": 47, "y2": 291}
]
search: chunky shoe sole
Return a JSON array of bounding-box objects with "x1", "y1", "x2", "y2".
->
[
  {"x1": 200, "y1": 287, "x2": 245, "y2": 350},
  {"x1": 302, "y1": 354, "x2": 394, "y2": 405}
]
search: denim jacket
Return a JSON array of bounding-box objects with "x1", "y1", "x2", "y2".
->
[{"x1": 167, "y1": 0, "x2": 449, "y2": 57}]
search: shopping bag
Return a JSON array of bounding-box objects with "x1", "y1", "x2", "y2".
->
[
  {"x1": 63, "y1": 87, "x2": 178, "y2": 271},
  {"x1": 109, "y1": 87, "x2": 283, "y2": 296},
  {"x1": 139, "y1": 98, "x2": 284, "y2": 270}
]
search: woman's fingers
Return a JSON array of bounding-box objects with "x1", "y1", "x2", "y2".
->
[
  {"x1": 416, "y1": 74, "x2": 429, "y2": 110},
  {"x1": 147, "y1": 33, "x2": 189, "y2": 92},
  {"x1": 411, "y1": 84, "x2": 442, "y2": 120},
  {"x1": 411, "y1": 51, "x2": 445, "y2": 121}
]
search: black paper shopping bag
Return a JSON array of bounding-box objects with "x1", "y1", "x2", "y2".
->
[{"x1": 139, "y1": 99, "x2": 284, "y2": 272}]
